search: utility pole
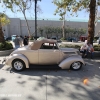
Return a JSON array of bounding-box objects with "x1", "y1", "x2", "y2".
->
[
  {"x1": 34, "y1": 0, "x2": 41, "y2": 40},
  {"x1": 35, "y1": 0, "x2": 37, "y2": 40}
]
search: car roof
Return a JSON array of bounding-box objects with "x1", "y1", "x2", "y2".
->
[{"x1": 30, "y1": 38, "x2": 57, "y2": 50}]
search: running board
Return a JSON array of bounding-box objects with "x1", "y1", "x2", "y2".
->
[{"x1": 29, "y1": 64, "x2": 61, "y2": 69}]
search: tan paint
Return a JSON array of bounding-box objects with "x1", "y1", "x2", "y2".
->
[
  {"x1": 59, "y1": 55, "x2": 85, "y2": 69},
  {"x1": 38, "y1": 49, "x2": 60, "y2": 65},
  {"x1": 6, "y1": 54, "x2": 29, "y2": 68},
  {"x1": 5, "y1": 39, "x2": 85, "y2": 69}
]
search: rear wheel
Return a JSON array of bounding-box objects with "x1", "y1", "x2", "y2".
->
[
  {"x1": 71, "y1": 61, "x2": 82, "y2": 71},
  {"x1": 12, "y1": 59, "x2": 26, "y2": 71}
]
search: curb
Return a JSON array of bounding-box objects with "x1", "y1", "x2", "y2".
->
[{"x1": 93, "y1": 51, "x2": 100, "y2": 57}]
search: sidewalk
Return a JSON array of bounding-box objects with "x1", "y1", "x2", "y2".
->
[
  {"x1": 0, "y1": 56, "x2": 100, "y2": 100},
  {"x1": 61, "y1": 41, "x2": 98, "y2": 45}
]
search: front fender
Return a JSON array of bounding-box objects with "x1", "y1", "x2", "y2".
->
[
  {"x1": 6, "y1": 54, "x2": 29, "y2": 68},
  {"x1": 59, "y1": 55, "x2": 85, "y2": 69}
]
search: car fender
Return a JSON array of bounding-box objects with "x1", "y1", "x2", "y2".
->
[
  {"x1": 59, "y1": 55, "x2": 85, "y2": 69},
  {"x1": 6, "y1": 54, "x2": 29, "y2": 68}
]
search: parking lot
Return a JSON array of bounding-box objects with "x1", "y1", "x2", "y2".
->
[{"x1": 0, "y1": 56, "x2": 100, "y2": 100}]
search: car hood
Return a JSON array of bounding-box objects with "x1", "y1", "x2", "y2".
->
[{"x1": 60, "y1": 48, "x2": 78, "y2": 52}]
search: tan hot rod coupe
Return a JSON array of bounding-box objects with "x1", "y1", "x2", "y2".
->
[{"x1": 4, "y1": 38, "x2": 85, "y2": 71}]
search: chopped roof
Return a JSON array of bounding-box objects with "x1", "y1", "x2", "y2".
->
[{"x1": 30, "y1": 39, "x2": 57, "y2": 50}]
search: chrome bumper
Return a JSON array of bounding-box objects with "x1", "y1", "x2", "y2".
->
[
  {"x1": 2, "y1": 57, "x2": 8, "y2": 65},
  {"x1": 2, "y1": 60, "x2": 6, "y2": 64}
]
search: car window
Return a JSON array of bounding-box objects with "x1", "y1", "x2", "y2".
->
[{"x1": 40, "y1": 43, "x2": 58, "y2": 49}]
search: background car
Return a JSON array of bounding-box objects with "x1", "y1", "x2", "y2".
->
[
  {"x1": 11, "y1": 35, "x2": 17, "y2": 41},
  {"x1": 51, "y1": 36, "x2": 57, "y2": 40},
  {"x1": 67, "y1": 37, "x2": 77, "y2": 42},
  {"x1": 51, "y1": 36, "x2": 62, "y2": 42},
  {"x1": 97, "y1": 37, "x2": 100, "y2": 44},
  {"x1": 4, "y1": 38, "x2": 85, "y2": 71},
  {"x1": 4, "y1": 36, "x2": 7, "y2": 40}
]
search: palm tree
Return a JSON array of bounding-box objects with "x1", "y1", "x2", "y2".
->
[{"x1": 0, "y1": 13, "x2": 9, "y2": 43}]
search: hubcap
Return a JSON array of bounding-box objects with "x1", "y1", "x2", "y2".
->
[
  {"x1": 14, "y1": 61, "x2": 23, "y2": 70},
  {"x1": 72, "y1": 62, "x2": 81, "y2": 69}
]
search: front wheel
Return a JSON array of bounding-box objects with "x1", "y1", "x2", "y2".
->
[
  {"x1": 12, "y1": 59, "x2": 26, "y2": 71},
  {"x1": 71, "y1": 61, "x2": 82, "y2": 71}
]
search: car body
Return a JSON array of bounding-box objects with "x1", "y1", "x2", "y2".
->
[
  {"x1": 4, "y1": 36, "x2": 7, "y2": 40},
  {"x1": 51, "y1": 36, "x2": 57, "y2": 40},
  {"x1": 67, "y1": 37, "x2": 77, "y2": 42},
  {"x1": 11, "y1": 35, "x2": 17, "y2": 41},
  {"x1": 51, "y1": 36, "x2": 62, "y2": 42},
  {"x1": 5, "y1": 38, "x2": 85, "y2": 71},
  {"x1": 97, "y1": 37, "x2": 100, "y2": 44}
]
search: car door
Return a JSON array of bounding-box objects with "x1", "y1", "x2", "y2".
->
[
  {"x1": 24, "y1": 50, "x2": 39, "y2": 64},
  {"x1": 38, "y1": 43, "x2": 60, "y2": 65}
]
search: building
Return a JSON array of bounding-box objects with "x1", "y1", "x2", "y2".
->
[{"x1": 2, "y1": 18, "x2": 100, "y2": 38}]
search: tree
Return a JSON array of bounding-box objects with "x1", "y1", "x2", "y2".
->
[
  {"x1": 2, "y1": 0, "x2": 41, "y2": 37},
  {"x1": 74, "y1": 0, "x2": 97, "y2": 44},
  {"x1": 55, "y1": 27, "x2": 61, "y2": 38},
  {"x1": 53, "y1": 0, "x2": 75, "y2": 39},
  {"x1": 83, "y1": 0, "x2": 96, "y2": 44},
  {"x1": 53, "y1": 0, "x2": 100, "y2": 44},
  {"x1": 38, "y1": 27, "x2": 43, "y2": 36},
  {"x1": 78, "y1": 28, "x2": 86, "y2": 37},
  {"x1": 3, "y1": 0, "x2": 33, "y2": 36},
  {"x1": 0, "y1": 13, "x2": 9, "y2": 42}
]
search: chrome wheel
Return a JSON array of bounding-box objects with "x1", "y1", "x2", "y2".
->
[
  {"x1": 71, "y1": 62, "x2": 82, "y2": 70},
  {"x1": 14, "y1": 61, "x2": 23, "y2": 70},
  {"x1": 12, "y1": 59, "x2": 26, "y2": 71}
]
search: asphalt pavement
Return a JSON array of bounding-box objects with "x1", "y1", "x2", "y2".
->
[{"x1": 0, "y1": 56, "x2": 100, "y2": 100}]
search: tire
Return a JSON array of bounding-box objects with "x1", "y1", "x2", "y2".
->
[
  {"x1": 70, "y1": 61, "x2": 82, "y2": 71},
  {"x1": 12, "y1": 59, "x2": 26, "y2": 71}
]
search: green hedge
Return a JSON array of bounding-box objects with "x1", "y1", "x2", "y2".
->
[
  {"x1": 93, "y1": 45, "x2": 100, "y2": 51},
  {"x1": 60, "y1": 44, "x2": 81, "y2": 49},
  {"x1": 29, "y1": 36, "x2": 34, "y2": 40},
  {"x1": 60, "y1": 44, "x2": 100, "y2": 51},
  {"x1": 0, "y1": 41, "x2": 13, "y2": 51}
]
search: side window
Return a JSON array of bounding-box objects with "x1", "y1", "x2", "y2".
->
[{"x1": 40, "y1": 43, "x2": 58, "y2": 49}]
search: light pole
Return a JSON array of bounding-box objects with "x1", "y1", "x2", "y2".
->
[{"x1": 34, "y1": 0, "x2": 41, "y2": 40}]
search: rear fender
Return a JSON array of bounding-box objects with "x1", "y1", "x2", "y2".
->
[
  {"x1": 59, "y1": 55, "x2": 85, "y2": 69},
  {"x1": 6, "y1": 54, "x2": 29, "y2": 68}
]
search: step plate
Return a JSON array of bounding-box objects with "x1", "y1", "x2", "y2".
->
[{"x1": 29, "y1": 64, "x2": 61, "y2": 69}]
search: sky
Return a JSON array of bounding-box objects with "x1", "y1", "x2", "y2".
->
[{"x1": 0, "y1": 0, "x2": 89, "y2": 21}]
